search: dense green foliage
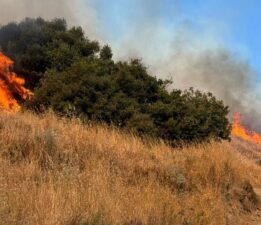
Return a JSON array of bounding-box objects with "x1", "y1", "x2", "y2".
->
[
  {"x1": 0, "y1": 18, "x2": 231, "y2": 143},
  {"x1": 0, "y1": 18, "x2": 99, "y2": 89}
]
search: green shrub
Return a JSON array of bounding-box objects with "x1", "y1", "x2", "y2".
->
[
  {"x1": 0, "y1": 17, "x2": 231, "y2": 144},
  {"x1": 29, "y1": 58, "x2": 231, "y2": 144}
]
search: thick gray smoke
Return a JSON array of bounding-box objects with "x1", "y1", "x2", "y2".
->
[
  {"x1": 138, "y1": 31, "x2": 261, "y2": 130},
  {"x1": 0, "y1": 0, "x2": 98, "y2": 39},
  {"x1": 154, "y1": 43, "x2": 261, "y2": 131}
]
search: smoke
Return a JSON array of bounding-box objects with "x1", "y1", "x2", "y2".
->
[{"x1": 0, "y1": 0, "x2": 98, "y2": 39}]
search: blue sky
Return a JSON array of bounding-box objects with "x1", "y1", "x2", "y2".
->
[{"x1": 89, "y1": 0, "x2": 261, "y2": 72}]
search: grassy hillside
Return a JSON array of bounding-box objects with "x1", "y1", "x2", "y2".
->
[{"x1": 0, "y1": 112, "x2": 260, "y2": 225}]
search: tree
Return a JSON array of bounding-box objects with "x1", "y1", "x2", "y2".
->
[
  {"x1": 0, "y1": 18, "x2": 99, "y2": 89},
  {"x1": 100, "y1": 45, "x2": 113, "y2": 60}
]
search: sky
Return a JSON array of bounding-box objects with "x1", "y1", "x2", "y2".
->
[
  {"x1": 89, "y1": 0, "x2": 261, "y2": 72},
  {"x1": 84, "y1": 0, "x2": 261, "y2": 71},
  {"x1": 0, "y1": 0, "x2": 259, "y2": 71}
]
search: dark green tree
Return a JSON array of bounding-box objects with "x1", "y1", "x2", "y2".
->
[
  {"x1": 0, "y1": 18, "x2": 99, "y2": 89},
  {"x1": 100, "y1": 45, "x2": 113, "y2": 60}
]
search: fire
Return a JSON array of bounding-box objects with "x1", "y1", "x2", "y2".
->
[
  {"x1": 232, "y1": 112, "x2": 261, "y2": 145},
  {"x1": 0, "y1": 52, "x2": 33, "y2": 112}
]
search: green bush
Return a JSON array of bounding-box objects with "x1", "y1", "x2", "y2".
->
[
  {"x1": 0, "y1": 18, "x2": 231, "y2": 144},
  {"x1": 29, "y1": 58, "x2": 231, "y2": 143}
]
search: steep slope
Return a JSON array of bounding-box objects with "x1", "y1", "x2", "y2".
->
[
  {"x1": 229, "y1": 138, "x2": 261, "y2": 224},
  {"x1": 0, "y1": 112, "x2": 260, "y2": 225}
]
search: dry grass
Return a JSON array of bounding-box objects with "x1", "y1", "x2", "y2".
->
[{"x1": 0, "y1": 111, "x2": 260, "y2": 225}]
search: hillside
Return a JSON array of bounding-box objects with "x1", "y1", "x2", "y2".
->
[{"x1": 0, "y1": 111, "x2": 260, "y2": 225}]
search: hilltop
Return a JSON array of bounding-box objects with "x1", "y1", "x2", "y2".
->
[{"x1": 0, "y1": 111, "x2": 260, "y2": 225}]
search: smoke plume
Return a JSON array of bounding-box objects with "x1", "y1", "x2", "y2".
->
[{"x1": 154, "y1": 40, "x2": 261, "y2": 131}]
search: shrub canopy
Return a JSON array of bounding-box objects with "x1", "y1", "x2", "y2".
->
[{"x1": 0, "y1": 18, "x2": 231, "y2": 143}]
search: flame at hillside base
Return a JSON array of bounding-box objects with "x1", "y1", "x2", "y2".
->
[
  {"x1": 0, "y1": 52, "x2": 33, "y2": 112},
  {"x1": 232, "y1": 112, "x2": 261, "y2": 145}
]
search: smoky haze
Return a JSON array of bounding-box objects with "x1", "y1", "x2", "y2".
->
[
  {"x1": 1, "y1": 0, "x2": 261, "y2": 130},
  {"x1": 0, "y1": 0, "x2": 98, "y2": 39},
  {"x1": 152, "y1": 35, "x2": 261, "y2": 131},
  {"x1": 154, "y1": 45, "x2": 261, "y2": 131}
]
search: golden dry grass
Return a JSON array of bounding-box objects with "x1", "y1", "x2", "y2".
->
[{"x1": 0, "y1": 111, "x2": 260, "y2": 225}]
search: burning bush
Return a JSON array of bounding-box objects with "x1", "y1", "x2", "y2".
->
[
  {"x1": 232, "y1": 112, "x2": 261, "y2": 145},
  {"x1": 0, "y1": 52, "x2": 32, "y2": 111}
]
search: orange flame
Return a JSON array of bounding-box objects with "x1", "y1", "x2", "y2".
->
[
  {"x1": 232, "y1": 112, "x2": 261, "y2": 145},
  {"x1": 0, "y1": 52, "x2": 33, "y2": 112}
]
